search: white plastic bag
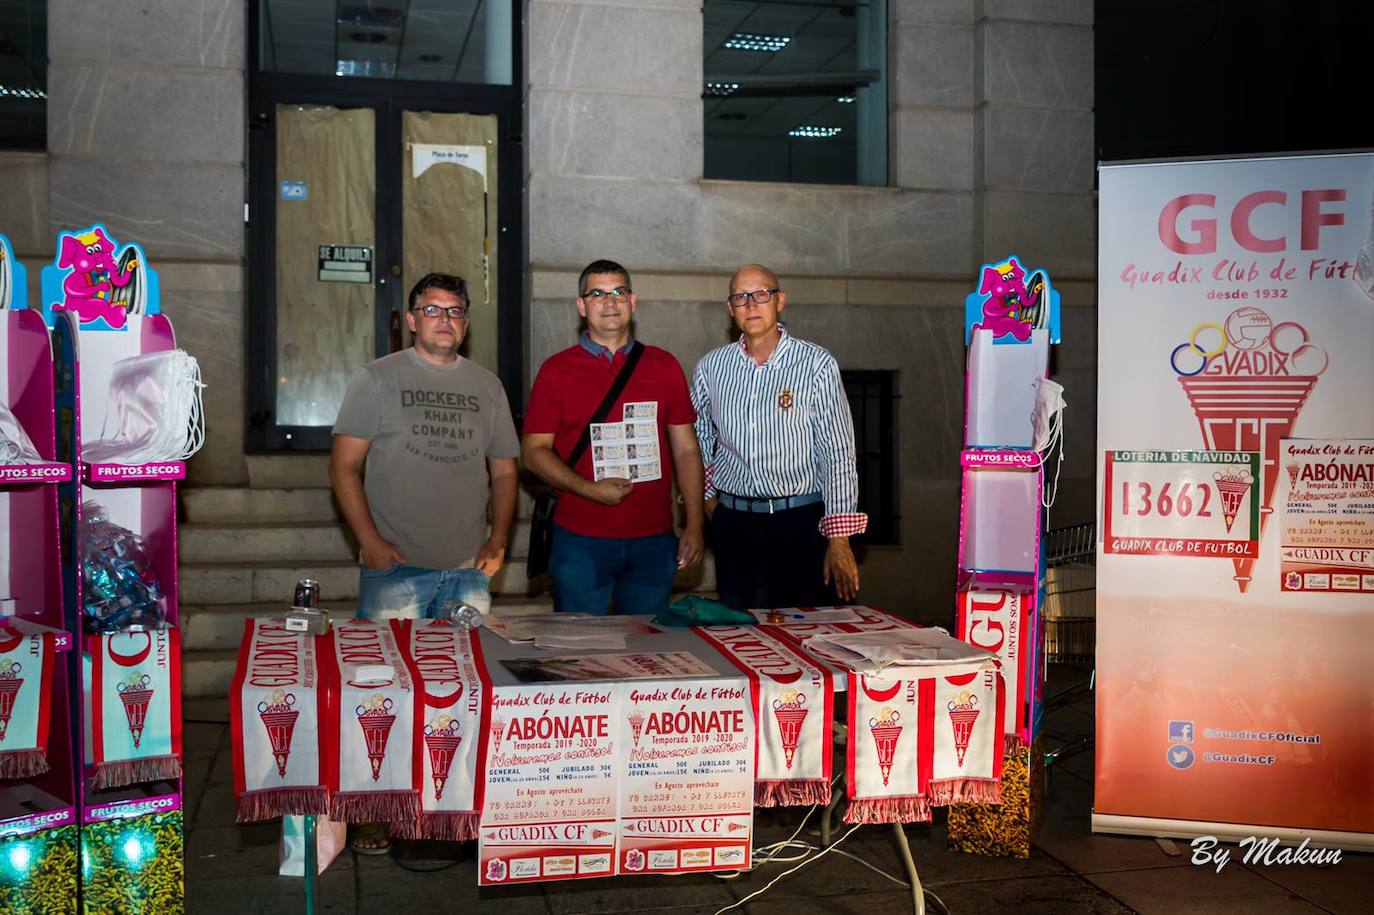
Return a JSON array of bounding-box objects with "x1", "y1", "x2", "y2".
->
[
  {"x1": 1032, "y1": 376, "x2": 1066, "y2": 509},
  {"x1": 0, "y1": 403, "x2": 42, "y2": 464},
  {"x1": 83, "y1": 348, "x2": 206, "y2": 464},
  {"x1": 279, "y1": 814, "x2": 346, "y2": 877}
]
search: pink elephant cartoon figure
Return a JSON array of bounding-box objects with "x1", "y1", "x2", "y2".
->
[
  {"x1": 54, "y1": 228, "x2": 139, "y2": 328},
  {"x1": 975, "y1": 258, "x2": 1039, "y2": 341}
]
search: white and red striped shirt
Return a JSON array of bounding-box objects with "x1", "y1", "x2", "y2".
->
[{"x1": 691, "y1": 326, "x2": 867, "y2": 538}]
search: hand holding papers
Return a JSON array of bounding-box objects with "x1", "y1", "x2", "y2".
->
[{"x1": 590, "y1": 401, "x2": 662, "y2": 483}]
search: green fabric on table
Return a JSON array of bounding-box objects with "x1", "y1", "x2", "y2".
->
[{"x1": 653, "y1": 594, "x2": 755, "y2": 627}]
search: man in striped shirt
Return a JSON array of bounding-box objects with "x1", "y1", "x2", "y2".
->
[{"x1": 691, "y1": 264, "x2": 865, "y2": 610}]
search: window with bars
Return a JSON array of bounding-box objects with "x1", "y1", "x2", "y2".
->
[{"x1": 842, "y1": 369, "x2": 899, "y2": 545}]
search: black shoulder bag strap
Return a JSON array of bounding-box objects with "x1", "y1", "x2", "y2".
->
[{"x1": 562, "y1": 341, "x2": 646, "y2": 470}]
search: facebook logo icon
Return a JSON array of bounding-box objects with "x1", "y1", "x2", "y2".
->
[{"x1": 1168, "y1": 721, "x2": 1194, "y2": 744}]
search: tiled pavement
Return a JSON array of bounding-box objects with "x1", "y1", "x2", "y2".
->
[{"x1": 183, "y1": 666, "x2": 1370, "y2": 914}]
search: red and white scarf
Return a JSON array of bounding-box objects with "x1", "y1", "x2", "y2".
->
[
  {"x1": 322, "y1": 620, "x2": 422, "y2": 823},
  {"x1": 230, "y1": 620, "x2": 335, "y2": 821},
  {"x1": 845, "y1": 674, "x2": 929, "y2": 824},
  {"x1": 390, "y1": 619, "x2": 491, "y2": 840},
  {"x1": 88, "y1": 628, "x2": 182, "y2": 789},
  {"x1": 844, "y1": 660, "x2": 1004, "y2": 823},
  {"x1": 0, "y1": 626, "x2": 56, "y2": 778},
  {"x1": 927, "y1": 667, "x2": 1004, "y2": 806},
  {"x1": 694, "y1": 625, "x2": 834, "y2": 807},
  {"x1": 957, "y1": 587, "x2": 1031, "y2": 751}
]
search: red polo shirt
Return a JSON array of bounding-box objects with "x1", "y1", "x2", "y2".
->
[{"x1": 524, "y1": 341, "x2": 695, "y2": 538}]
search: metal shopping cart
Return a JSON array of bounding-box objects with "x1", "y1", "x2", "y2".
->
[
  {"x1": 1040, "y1": 522, "x2": 1096, "y2": 772},
  {"x1": 1043, "y1": 522, "x2": 1096, "y2": 664}
]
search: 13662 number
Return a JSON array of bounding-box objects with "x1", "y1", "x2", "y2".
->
[{"x1": 1120, "y1": 481, "x2": 1212, "y2": 518}]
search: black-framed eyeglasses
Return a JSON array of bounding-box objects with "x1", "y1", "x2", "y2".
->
[
  {"x1": 727, "y1": 288, "x2": 779, "y2": 308},
  {"x1": 581, "y1": 287, "x2": 632, "y2": 301},
  {"x1": 412, "y1": 304, "x2": 469, "y2": 319}
]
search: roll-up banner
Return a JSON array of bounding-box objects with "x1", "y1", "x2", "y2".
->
[{"x1": 1096, "y1": 152, "x2": 1374, "y2": 847}]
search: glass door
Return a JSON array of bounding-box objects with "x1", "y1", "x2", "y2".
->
[{"x1": 247, "y1": 1, "x2": 522, "y2": 451}]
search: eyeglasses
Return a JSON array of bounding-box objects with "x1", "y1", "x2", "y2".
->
[
  {"x1": 412, "y1": 304, "x2": 469, "y2": 319},
  {"x1": 727, "y1": 288, "x2": 779, "y2": 308},
  {"x1": 581, "y1": 287, "x2": 632, "y2": 301}
]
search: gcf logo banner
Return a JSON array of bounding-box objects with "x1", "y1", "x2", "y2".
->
[
  {"x1": 1096, "y1": 153, "x2": 1374, "y2": 838},
  {"x1": 1103, "y1": 450, "x2": 1260, "y2": 560}
]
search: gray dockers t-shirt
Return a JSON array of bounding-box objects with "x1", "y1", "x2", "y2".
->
[{"x1": 333, "y1": 349, "x2": 520, "y2": 571}]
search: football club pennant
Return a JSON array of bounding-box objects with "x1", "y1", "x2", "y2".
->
[
  {"x1": 926, "y1": 666, "x2": 1004, "y2": 806},
  {"x1": 0, "y1": 627, "x2": 56, "y2": 778},
  {"x1": 693, "y1": 624, "x2": 834, "y2": 806},
  {"x1": 89, "y1": 628, "x2": 183, "y2": 789},
  {"x1": 322, "y1": 620, "x2": 422, "y2": 823},
  {"x1": 390, "y1": 619, "x2": 491, "y2": 840},
  {"x1": 230, "y1": 620, "x2": 335, "y2": 821},
  {"x1": 845, "y1": 673, "x2": 929, "y2": 824}
]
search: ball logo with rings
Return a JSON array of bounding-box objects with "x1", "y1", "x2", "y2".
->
[
  {"x1": 1170, "y1": 306, "x2": 1329, "y2": 378},
  {"x1": 1171, "y1": 305, "x2": 1327, "y2": 594}
]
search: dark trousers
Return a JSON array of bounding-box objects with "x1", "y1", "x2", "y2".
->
[{"x1": 711, "y1": 501, "x2": 839, "y2": 610}]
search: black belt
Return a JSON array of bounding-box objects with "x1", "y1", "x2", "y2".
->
[{"x1": 716, "y1": 491, "x2": 823, "y2": 514}]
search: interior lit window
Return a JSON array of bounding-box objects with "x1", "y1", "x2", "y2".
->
[
  {"x1": 259, "y1": 0, "x2": 512, "y2": 85},
  {"x1": 0, "y1": 1, "x2": 46, "y2": 151},
  {"x1": 704, "y1": 0, "x2": 887, "y2": 186}
]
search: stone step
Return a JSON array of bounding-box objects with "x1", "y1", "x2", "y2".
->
[
  {"x1": 181, "y1": 554, "x2": 712, "y2": 604},
  {"x1": 182, "y1": 649, "x2": 238, "y2": 699},
  {"x1": 181, "y1": 487, "x2": 340, "y2": 524},
  {"x1": 181, "y1": 596, "x2": 558, "y2": 651},
  {"x1": 246, "y1": 455, "x2": 331, "y2": 489},
  {"x1": 243, "y1": 457, "x2": 540, "y2": 519},
  {"x1": 180, "y1": 559, "x2": 362, "y2": 605},
  {"x1": 179, "y1": 517, "x2": 540, "y2": 567},
  {"x1": 180, "y1": 522, "x2": 356, "y2": 564}
]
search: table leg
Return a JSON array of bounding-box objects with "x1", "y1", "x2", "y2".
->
[
  {"x1": 303, "y1": 815, "x2": 319, "y2": 915},
  {"x1": 890, "y1": 822, "x2": 926, "y2": 915},
  {"x1": 820, "y1": 778, "x2": 845, "y2": 847},
  {"x1": 822, "y1": 721, "x2": 849, "y2": 846}
]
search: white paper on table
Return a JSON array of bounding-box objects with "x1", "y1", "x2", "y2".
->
[
  {"x1": 802, "y1": 628, "x2": 997, "y2": 677},
  {"x1": 485, "y1": 613, "x2": 660, "y2": 644},
  {"x1": 534, "y1": 632, "x2": 629, "y2": 651}
]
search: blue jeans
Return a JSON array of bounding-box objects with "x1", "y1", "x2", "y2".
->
[
  {"x1": 355, "y1": 564, "x2": 492, "y2": 620},
  {"x1": 548, "y1": 525, "x2": 678, "y2": 615}
]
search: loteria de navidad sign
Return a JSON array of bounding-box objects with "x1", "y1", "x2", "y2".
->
[{"x1": 1096, "y1": 153, "x2": 1374, "y2": 844}]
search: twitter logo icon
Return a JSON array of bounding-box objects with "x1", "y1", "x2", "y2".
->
[{"x1": 1166, "y1": 744, "x2": 1195, "y2": 770}]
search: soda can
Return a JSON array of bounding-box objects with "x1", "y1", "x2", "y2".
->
[{"x1": 293, "y1": 578, "x2": 321, "y2": 609}]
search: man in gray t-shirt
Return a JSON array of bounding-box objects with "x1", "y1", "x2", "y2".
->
[{"x1": 330, "y1": 272, "x2": 519, "y2": 622}]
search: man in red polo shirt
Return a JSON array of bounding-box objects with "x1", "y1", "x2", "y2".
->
[{"x1": 522, "y1": 259, "x2": 705, "y2": 613}]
